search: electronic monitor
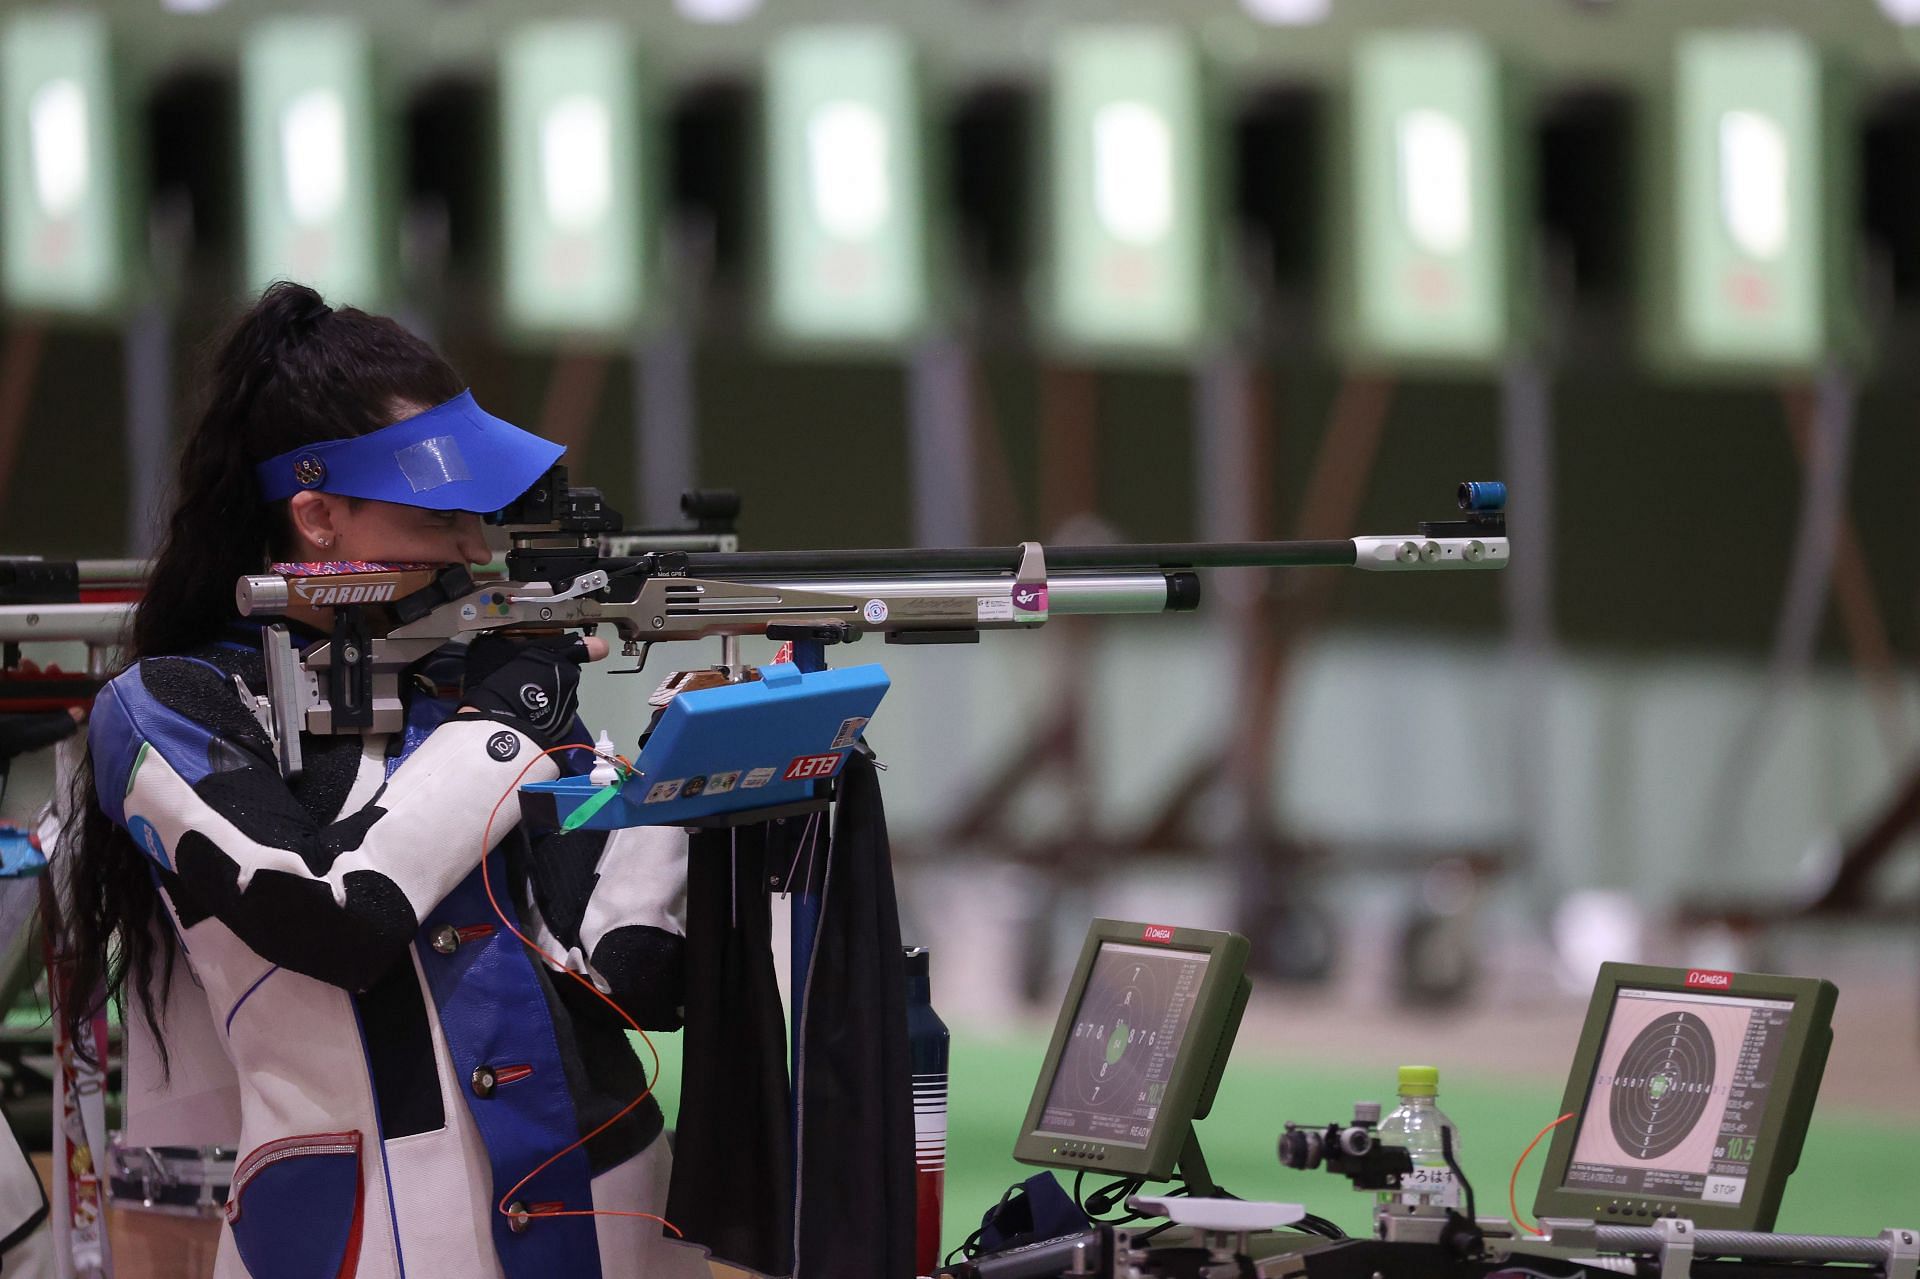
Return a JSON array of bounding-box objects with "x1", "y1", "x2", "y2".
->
[
  {"x1": 1013, "y1": 919, "x2": 1251, "y2": 1184},
  {"x1": 1534, "y1": 963, "x2": 1836, "y2": 1231}
]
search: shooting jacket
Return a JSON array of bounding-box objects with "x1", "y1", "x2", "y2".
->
[{"x1": 88, "y1": 634, "x2": 707, "y2": 1279}]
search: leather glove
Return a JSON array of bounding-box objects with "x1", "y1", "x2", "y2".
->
[{"x1": 461, "y1": 633, "x2": 592, "y2": 751}]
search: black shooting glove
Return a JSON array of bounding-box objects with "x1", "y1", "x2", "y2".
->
[{"x1": 461, "y1": 633, "x2": 592, "y2": 751}]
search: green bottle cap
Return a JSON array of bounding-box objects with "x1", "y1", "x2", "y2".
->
[{"x1": 1398, "y1": 1065, "x2": 1439, "y2": 1097}]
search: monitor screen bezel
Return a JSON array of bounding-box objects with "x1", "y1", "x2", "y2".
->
[
  {"x1": 1012, "y1": 919, "x2": 1250, "y2": 1183},
  {"x1": 1533, "y1": 962, "x2": 1836, "y2": 1232}
]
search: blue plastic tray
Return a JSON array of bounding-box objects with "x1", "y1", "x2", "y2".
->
[{"x1": 519, "y1": 662, "x2": 889, "y2": 831}]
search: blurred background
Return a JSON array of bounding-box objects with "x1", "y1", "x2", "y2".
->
[{"x1": 2, "y1": 0, "x2": 1919, "y2": 1254}]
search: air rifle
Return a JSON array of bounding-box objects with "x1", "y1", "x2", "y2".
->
[
  {"x1": 0, "y1": 558, "x2": 144, "y2": 781},
  {"x1": 0, "y1": 558, "x2": 143, "y2": 710},
  {"x1": 0, "y1": 474, "x2": 1509, "y2": 781},
  {"x1": 227, "y1": 473, "x2": 1507, "y2": 778}
]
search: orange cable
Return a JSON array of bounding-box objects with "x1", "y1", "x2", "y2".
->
[
  {"x1": 1510, "y1": 1113, "x2": 1577, "y2": 1236},
  {"x1": 475, "y1": 741, "x2": 684, "y2": 1238}
]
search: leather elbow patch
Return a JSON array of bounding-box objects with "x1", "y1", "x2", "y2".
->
[
  {"x1": 590, "y1": 925, "x2": 686, "y2": 1030},
  {"x1": 173, "y1": 832, "x2": 421, "y2": 991}
]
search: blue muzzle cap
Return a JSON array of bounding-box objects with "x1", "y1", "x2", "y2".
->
[{"x1": 254, "y1": 390, "x2": 565, "y2": 514}]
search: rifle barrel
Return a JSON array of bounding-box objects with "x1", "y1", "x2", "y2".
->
[
  {"x1": 76, "y1": 559, "x2": 147, "y2": 589},
  {"x1": 0, "y1": 603, "x2": 128, "y2": 645},
  {"x1": 674, "y1": 540, "x2": 1358, "y2": 578}
]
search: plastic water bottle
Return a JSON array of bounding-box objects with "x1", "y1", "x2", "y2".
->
[
  {"x1": 905, "y1": 947, "x2": 949, "y2": 1277},
  {"x1": 1375, "y1": 1065, "x2": 1461, "y2": 1211}
]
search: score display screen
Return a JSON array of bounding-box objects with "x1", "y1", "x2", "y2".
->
[
  {"x1": 1562, "y1": 986, "x2": 1795, "y2": 1206},
  {"x1": 1035, "y1": 942, "x2": 1210, "y2": 1147}
]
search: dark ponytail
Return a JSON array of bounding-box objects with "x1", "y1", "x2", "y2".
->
[{"x1": 59, "y1": 282, "x2": 465, "y2": 1064}]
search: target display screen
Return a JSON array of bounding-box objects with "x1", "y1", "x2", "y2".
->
[
  {"x1": 1035, "y1": 942, "x2": 1210, "y2": 1147},
  {"x1": 1563, "y1": 986, "x2": 1795, "y2": 1206}
]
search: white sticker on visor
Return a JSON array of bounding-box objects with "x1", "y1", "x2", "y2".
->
[{"x1": 393, "y1": 435, "x2": 473, "y2": 493}]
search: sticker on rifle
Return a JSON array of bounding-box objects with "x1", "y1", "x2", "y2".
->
[
  {"x1": 644, "y1": 779, "x2": 685, "y2": 804},
  {"x1": 977, "y1": 596, "x2": 1013, "y2": 622},
  {"x1": 707, "y1": 770, "x2": 741, "y2": 795},
  {"x1": 1012, "y1": 584, "x2": 1048, "y2": 613},
  {"x1": 784, "y1": 752, "x2": 844, "y2": 781},
  {"x1": 742, "y1": 767, "x2": 777, "y2": 789},
  {"x1": 681, "y1": 775, "x2": 708, "y2": 798},
  {"x1": 863, "y1": 598, "x2": 889, "y2": 625},
  {"x1": 830, "y1": 717, "x2": 869, "y2": 751}
]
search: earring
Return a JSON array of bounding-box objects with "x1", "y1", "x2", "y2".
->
[{"x1": 316, "y1": 536, "x2": 333, "y2": 550}]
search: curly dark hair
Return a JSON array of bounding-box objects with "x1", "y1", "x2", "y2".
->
[{"x1": 57, "y1": 281, "x2": 463, "y2": 1067}]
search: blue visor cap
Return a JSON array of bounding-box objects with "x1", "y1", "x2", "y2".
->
[{"x1": 254, "y1": 390, "x2": 565, "y2": 513}]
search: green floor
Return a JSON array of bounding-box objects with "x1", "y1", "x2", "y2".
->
[{"x1": 643, "y1": 1029, "x2": 1920, "y2": 1256}]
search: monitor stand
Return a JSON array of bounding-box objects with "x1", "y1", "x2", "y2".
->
[{"x1": 1176, "y1": 1127, "x2": 1219, "y2": 1198}]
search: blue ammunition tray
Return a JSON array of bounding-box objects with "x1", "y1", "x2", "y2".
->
[{"x1": 519, "y1": 662, "x2": 889, "y2": 831}]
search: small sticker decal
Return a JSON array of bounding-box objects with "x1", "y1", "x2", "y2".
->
[
  {"x1": 681, "y1": 775, "x2": 708, "y2": 798},
  {"x1": 487, "y1": 731, "x2": 520, "y2": 762},
  {"x1": 784, "y1": 752, "x2": 845, "y2": 782},
  {"x1": 644, "y1": 780, "x2": 685, "y2": 804},
  {"x1": 707, "y1": 771, "x2": 741, "y2": 795},
  {"x1": 127, "y1": 816, "x2": 169, "y2": 869},
  {"x1": 977, "y1": 596, "x2": 1013, "y2": 622},
  {"x1": 830, "y1": 716, "x2": 869, "y2": 751},
  {"x1": 1012, "y1": 584, "x2": 1048, "y2": 613},
  {"x1": 1140, "y1": 924, "x2": 1175, "y2": 944},
  {"x1": 742, "y1": 767, "x2": 778, "y2": 789},
  {"x1": 460, "y1": 603, "x2": 478, "y2": 621},
  {"x1": 863, "y1": 598, "x2": 890, "y2": 625}
]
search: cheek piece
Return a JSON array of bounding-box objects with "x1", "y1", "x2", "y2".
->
[{"x1": 254, "y1": 389, "x2": 566, "y2": 516}]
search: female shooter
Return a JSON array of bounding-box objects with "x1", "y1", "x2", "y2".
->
[{"x1": 59, "y1": 283, "x2": 705, "y2": 1279}]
